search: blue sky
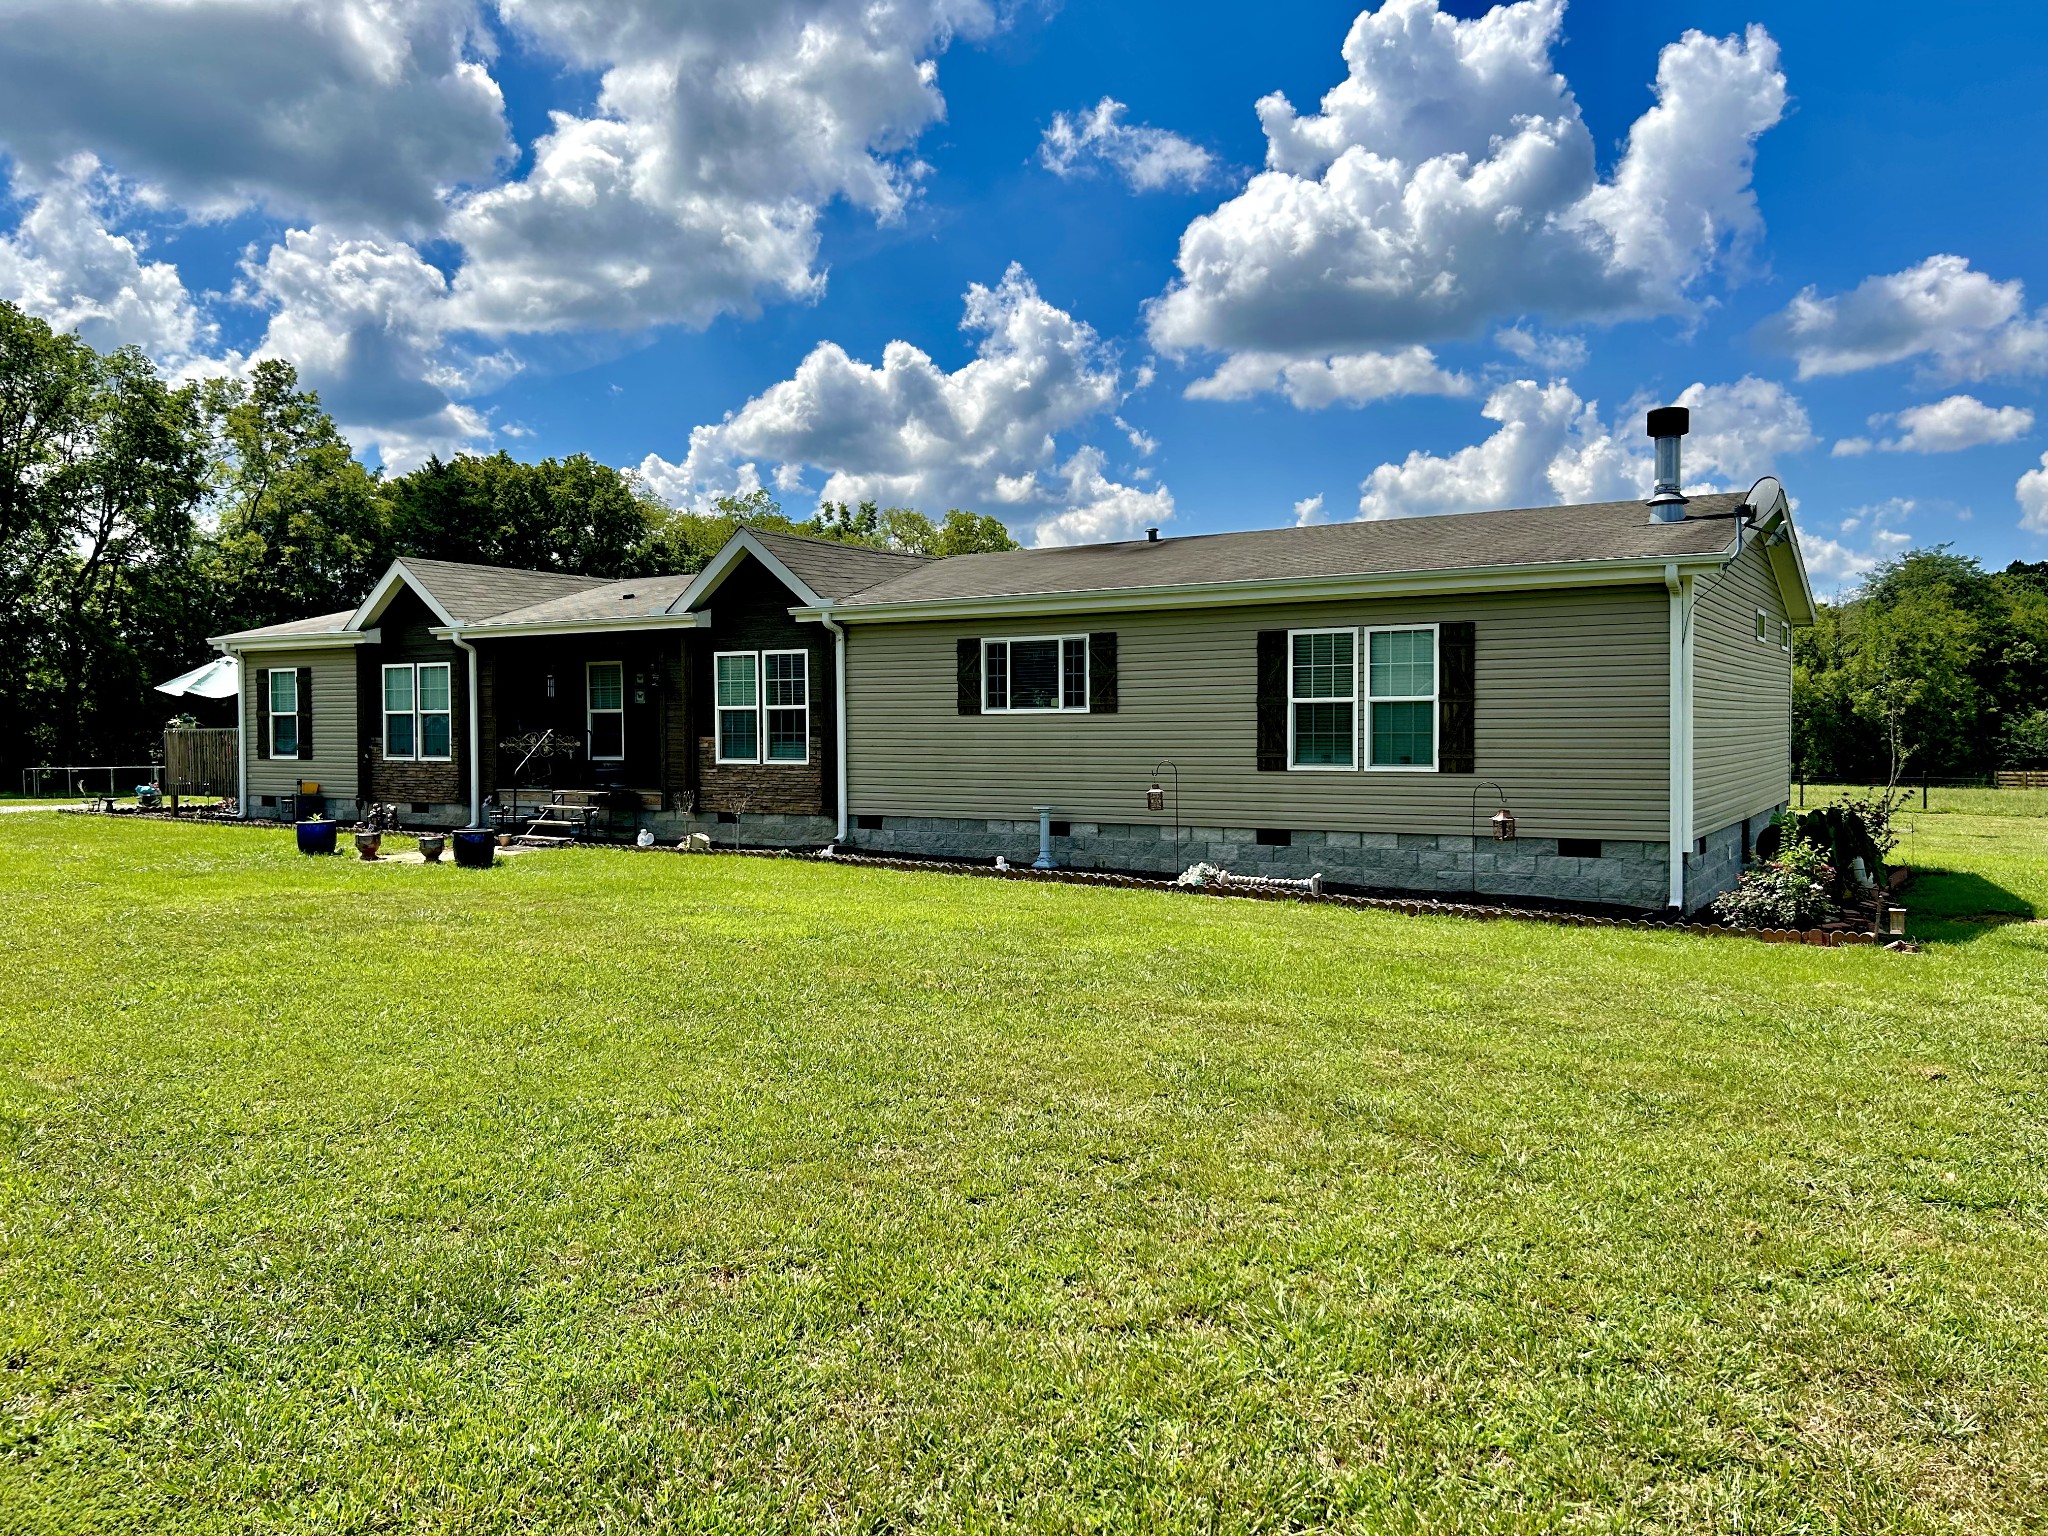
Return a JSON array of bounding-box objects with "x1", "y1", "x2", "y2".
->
[{"x1": 4, "y1": 0, "x2": 2047, "y2": 587}]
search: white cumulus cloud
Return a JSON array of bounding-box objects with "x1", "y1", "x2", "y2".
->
[
  {"x1": 1356, "y1": 374, "x2": 1814, "y2": 520},
  {"x1": 1183, "y1": 346, "x2": 1469, "y2": 408},
  {"x1": 0, "y1": 157, "x2": 216, "y2": 370},
  {"x1": 0, "y1": 0, "x2": 510, "y2": 229},
  {"x1": 450, "y1": 0, "x2": 995, "y2": 333},
  {"x1": 1146, "y1": 0, "x2": 1785, "y2": 380},
  {"x1": 240, "y1": 227, "x2": 510, "y2": 469},
  {"x1": 1834, "y1": 393, "x2": 2033, "y2": 457},
  {"x1": 1760, "y1": 254, "x2": 2048, "y2": 381},
  {"x1": 1039, "y1": 98, "x2": 1215, "y2": 192},
  {"x1": 2019, "y1": 454, "x2": 2048, "y2": 535},
  {"x1": 646, "y1": 265, "x2": 1168, "y2": 546}
]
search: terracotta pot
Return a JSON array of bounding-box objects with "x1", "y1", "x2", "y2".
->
[
  {"x1": 355, "y1": 831, "x2": 382, "y2": 861},
  {"x1": 417, "y1": 834, "x2": 446, "y2": 863}
]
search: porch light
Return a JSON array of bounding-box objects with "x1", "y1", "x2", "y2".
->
[
  {"x1": 1491, "y1": 807, "x2": 1517, "y2": 841},
  {"x1": 545, "y1": 673, "x2": 555, "y2": 698}
]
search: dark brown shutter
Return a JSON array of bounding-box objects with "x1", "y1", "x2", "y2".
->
[
  {"x1": 296, "y1": 667, "x2": 314, "y2": 759},
  {"x1": 1256, "y1": 630, "x2": 1287, "y2": 771},
  {"x1": 1088, "y1": 632, "x2": 1118, "y2": 713},
  {"x1": 1438, "y1": 621, "x2": 1475, "y2": 774},
  {"x1": 956, "y1": 638, "x2": 981, "y2": 715},
  {"x1": 255, "y1": 668, "x2": 270, "y2": 760}
]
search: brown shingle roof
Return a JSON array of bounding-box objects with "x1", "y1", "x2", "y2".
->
[
  {"x1": 395, "y1": 557, "x2": 614, "y2": 622},
  {"x1": 467, "y1": 573, "x2": 697, "y2": 628},
  {"x1": 831, "y1": 495, "x2": 1752, "y2": 608},
  {"x1": 214, "y1": 609, "x2": 356, "y2": 643},
  {"x1": 745, "y1": 528, "x2": 933, "y2": 600}
]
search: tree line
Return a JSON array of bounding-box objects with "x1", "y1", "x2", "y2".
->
[
  {"x1": 1795, "y1": 549, "x2": 2048, "y2": 782},
  {"x1": 0, "y1": 301, "x2": 1014, "y2": 779}
]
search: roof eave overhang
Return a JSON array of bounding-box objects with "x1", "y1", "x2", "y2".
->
[
  {"x1": 1743, "y1": 479, "x2": 1818, "y2": 626},
  {"x1": 210, "y1": 628, "x2": 380, "y2": 653},
  {"x1": 665, "y1": 529, "x2": 827, "y2": 614},
  {"x1": 429, "y1": 612, "x2": 708, "y2": 641},
  {"x1": 793, "y1": 552, "x2": 1737, "y2": 625}
]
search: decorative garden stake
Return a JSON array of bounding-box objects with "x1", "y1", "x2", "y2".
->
[
  {"x1": 1146, "y1": 761, "x2": 1182, "y2": 874},
  {"x1": 1468, "y1": 780, "x2": 1516, "y2": 900}
]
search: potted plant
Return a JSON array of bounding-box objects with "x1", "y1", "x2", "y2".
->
[
  {"x1": 295, "y1": 817, "x2": 338, "y2": 856},
  {"x1": 354, "y1": 802, "x2": 400, "y2": 861}
]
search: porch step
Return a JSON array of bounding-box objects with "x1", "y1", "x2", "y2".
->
[{"x1": 514, "y1": 834, "x2": 574, "y2": 848}]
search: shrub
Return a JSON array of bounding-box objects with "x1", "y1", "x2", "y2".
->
[{"x1": 1714, "y1": 837, "x2": 1836, "y2": 929}]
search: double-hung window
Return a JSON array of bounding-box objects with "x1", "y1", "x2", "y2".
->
[
  {"x1": 587, "y1": 661, "x2": 625, "y2": 761},
  {"x1": 382, "y1": 662, "x2": 454, "y2": 761},
  {"x1": 269, "y1": 669, "x2": 300, "y2": 759},
  {"x1": 1288, "y1": 629, "x2": 1355, "y2": 768},
  {"x1": 763, "y1": 651, "x2": 809, "y2": 761},
  {"x1": 714, "y1": 649, "x2": 809, "y2": 765},
  {"x1": 984, "y1": 636, "x2": 1087, "y2": 712},
  {"x1": 1367, "y1": 626, "x2": 1436, "y2": 769},
  {"x1": 1286, "y1": 624, "x2": 1438, "y2": 770}
]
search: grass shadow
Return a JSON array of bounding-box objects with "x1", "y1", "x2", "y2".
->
[{"x1": 1905, "y1": 866, "x2": 2038, "y2": 944}]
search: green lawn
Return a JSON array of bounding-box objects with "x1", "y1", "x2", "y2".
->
[{"x1": 1, "y1": 817, "x2": 2044, "y2": 1533}]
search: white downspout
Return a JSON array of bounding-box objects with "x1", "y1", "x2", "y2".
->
[
  {"x1": 450, "y1": 629, "x2": 482, "y2": 828},
  {"x1": 230, "y1": 646, "x2": 248, "y2": 817},
  {"x1": 818, "y1": 607, "x2": 849, "y2": 842},
  {"x1": 1665, "y1": 562, "x2": 1693, "y2": 910}
]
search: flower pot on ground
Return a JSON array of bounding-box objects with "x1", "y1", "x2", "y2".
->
[
  {"x1": 452, "y1": 828, "x2": 496, "y2": 868},
  {"x1": 354, "y1": 832, "x2": 382, "y2": 861},
  {"x1": 295, "y1": 819, "x2": 337, "y2": 856},
  {"x1": 417, "y1": 834, "x2": 446, "y2": 863}
]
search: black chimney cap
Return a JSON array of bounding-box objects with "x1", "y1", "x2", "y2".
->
[
  {"x1": 1145, "y1": 526, "x2": 1160, "y2": 542},
  {"x1": 1646, "y1": 405, "x2": 1690, "y2": 439}
]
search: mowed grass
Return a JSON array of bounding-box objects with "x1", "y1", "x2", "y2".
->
[{"x1": 1, "y1": 817, "x2": 2044, "y2": 1534}]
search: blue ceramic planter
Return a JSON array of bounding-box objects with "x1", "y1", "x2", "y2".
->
[
  {"x1": 452, "y1": 828, "x2": 497, "y2": 868},
  {"x1": 295, "y1": 819, "x2": 337, "y2": 856}
]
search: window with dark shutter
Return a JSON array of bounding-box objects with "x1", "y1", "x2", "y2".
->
[
  {"x1": 956, "y1": 638, "x2": 980, "y2": 715},
  {"x1": 255, "y1": 668, "x2": 270, "y2": 760},
  {"x1": 1087, "y1": 632, "x2": 1118, "y2": 713},
  {"x1": 1437, "y1": 621, "x2": 1475, "y2": 774},
  {"x1": 1255, "y1": 630, "x2": 1286, "y2": 771},
  {"x1": 297, "y1": 666, "x2": 314, "y2": 758}
]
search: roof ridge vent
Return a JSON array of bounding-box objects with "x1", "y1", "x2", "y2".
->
[{"x1": 1646, "y1": 406, "x2": 1689, "y2": 523}]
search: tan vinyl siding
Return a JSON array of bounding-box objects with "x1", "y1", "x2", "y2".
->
[
  {"x1": 243, "y1": 648, "x2": 360, "y2": 802},
  {"x1": 845, "y1": 585, "x2": 1672, "y2": 839},
  {"x1": 1691, "y1": 534, "x2": 1792, "y2": 831}
]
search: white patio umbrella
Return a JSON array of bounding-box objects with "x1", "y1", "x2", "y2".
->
[{"x1": 155, "y1": 655, "x2": 240, "y2": 699}]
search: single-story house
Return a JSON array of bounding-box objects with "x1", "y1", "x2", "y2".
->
[{"x1": 212, "y1": 413, "x2": 1813, "y2": 912}]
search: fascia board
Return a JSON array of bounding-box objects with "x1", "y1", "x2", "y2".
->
[
  {"x1": 429, "y1": 612, "x2": 707, "y2": 640},
  {"x1": 796, "y1": 553, "x2": 1735, "y2": 625},
  {"x1": 211, "y1": 628, "x2": 379, "y2": 652}
]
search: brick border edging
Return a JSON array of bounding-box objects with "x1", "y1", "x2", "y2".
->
[{"x1": 636, "y1": 843, "x2": 1916, "y2": 951}]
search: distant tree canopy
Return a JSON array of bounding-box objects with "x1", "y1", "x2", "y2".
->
[
  {"x1": 1796, "y1": 549, "x2": 2048, "y2": 782},
  {"x1": 0, "y1": 301, "x2": 1019, "y2": 778}
]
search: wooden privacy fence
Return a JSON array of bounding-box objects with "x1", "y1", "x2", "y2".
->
[
  {"x1": 164, "y1": 728, "x2": 238, "y2": 800},
  {"x1": 1995, "y1": 770, "x2": 2048, "y2": 788}
]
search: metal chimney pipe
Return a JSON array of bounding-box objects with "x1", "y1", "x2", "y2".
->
[{"x1": 1646, "y1": 406, "x2": 1689, "y2": 521}]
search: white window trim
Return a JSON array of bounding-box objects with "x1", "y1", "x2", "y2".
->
[
  {"x1": 1286, "y1": 626, "x2": 1358, "y2": 772},
  {"x1": 269, "y1": 668, "x2": 300, "y2": 761},
  {"x1": 1755, "y1": 607, "x2": 1772, "y2": 644},
  {"x1": 380, "y1": 662, "x2": 414, "y2": 761},
  {"x1": 713, "y1": 650, "x2": 759, "y2": 765},
  {"x1": 587, "y1": 659, "x2": 626, "y2": 763},
  {"x1": 982, "y1": 634, "x2": 1090, "y2": 714},
  {"x1": 1365, "y1": 621, "x2": 1440, "y2": 773},
  {"x1": 381, "y1": 662, "x2": 454, "y2": 762},
  {"x1": 761, "y1": 648, "x2": 811, "y2": 766},
  {"x1": 416, "y1": 662, "x2": 453, "y2": 762},
  {"x1": 1779, "y1": 620, "x2": 1792, "y2": 653}
]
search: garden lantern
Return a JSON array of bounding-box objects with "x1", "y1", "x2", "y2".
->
[
  {"x1": 1146, "y1": 782, "x2": 1164, "y2": 811},
  {"x1": 1491, "y1": 806, "x2": 1517, "y2": 841}
]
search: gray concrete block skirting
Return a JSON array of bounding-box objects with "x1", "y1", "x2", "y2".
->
[{"x1": 846, "y1": 814, "x2": 1687, "y2": 910}]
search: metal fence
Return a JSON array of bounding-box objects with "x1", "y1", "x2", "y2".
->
[{"x1": 20, "y1": 764, "x2": 164, "y2": 798}]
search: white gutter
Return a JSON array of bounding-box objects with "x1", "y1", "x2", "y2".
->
[
  {"x1": 209, "y1": 629, "x2": 379, "y2": 651},
  {"x1": 449, "y1": 629, "x2": 482, "y2": 828},
  {"x1": 235, "y1": 653, "x2": 248, "y2": 818},
  {"x1": 817, "y1": 607, "x2": 849, "y2": 842},
  {"x1": 792, "y1": 551, "x2": 1738, "y2": 626},
  {"x1": 1664, "y1": 562, "x2": 1695, "y2": 910}
]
